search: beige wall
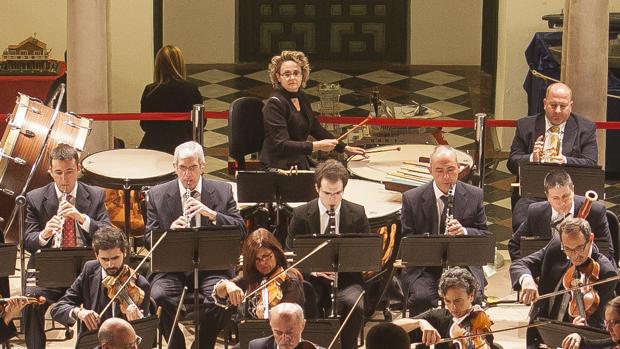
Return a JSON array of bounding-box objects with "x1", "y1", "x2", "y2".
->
[
  {"x1": 163, "y1": 0, "x2": 235, "y2": 64},
  {"x1": 410, "y1": 0, "x2": 483, "y2": 65}
]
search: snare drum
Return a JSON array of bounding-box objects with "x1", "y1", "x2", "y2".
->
[{"x1": 0, "y1": 94, "x2": 91, "y2": 242}]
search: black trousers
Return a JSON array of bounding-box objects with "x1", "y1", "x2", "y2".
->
[
  {"x1": 307, "y1": 275, "x2": 364, "y2": 349},
  {"x1": 150, "y1": 271, "x2": 232, "y2": 349},
  {"x1": 23, "y1": 286, "x2": 66, "y2": 349}
]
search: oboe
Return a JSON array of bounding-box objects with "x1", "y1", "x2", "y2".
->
[
  {"x1": 184, "y1": 184, "x2": 192, "y2": 228},
  {"x1": 52, "y1": 191, "x2": 67, "y2": 248},
  {"x1": 444, "y1": 183, "x2": 455, "y2": 235}
]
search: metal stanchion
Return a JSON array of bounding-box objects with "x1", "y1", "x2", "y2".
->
[
  {"x1": 475, "y1": 113, "x2": 487, "y2": 189},
  {"x1": 16, "y1": 195, "x2": 26, "y2": 296},
  {"x1": 191, "y1": 104, "x2": 205, "y2": 147}
]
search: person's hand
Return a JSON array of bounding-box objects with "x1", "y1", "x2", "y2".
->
[
  {"x1": 77, "y1": 309, "x2": 100, "y2": 331},
  {"x1": 42, "y1": 216, "x2": 63, "y2": 239},
  {"x1": 2, "y1": 296, "x2": 29, "y2": 324},
  {"x1": 532, "y1": 135, "x2": 544, "y2": 162},
  {"x1": 58, "y1": 200, "x2": 86, "y2": 223},
  {"x1": 185, "y1": 197, "x2": 217, "y2": 221},
  {"x1": 124, "y1": 304, "x2": 143, "y2": 321},
  {"x1": 520, "y1": 275, "x2": 539, "y2": 305},
  {"x1": 171, "y1": 216, "x2": 189, "y2": 230},
  {"x1": 225, "y1": 282, "x2": 244, "y2": 306},
  {"x1": 419, "y1": 320, "x2": 441, "y2": 345},
  {"x1": 312, "y1": 139, "x2": 338, "y2": 152},
  {"x1": 446, "y1": 219, "x2": 465, "y2": 236},
  {"x1": 344, "y1": 146, "x2": 366, "y2": 157},
  {"x1": 256, "y1": 304, "x2": 266, "y2": 319},
  {"x1": 312, "y1": 272, "x2": 336, "y2": 281},
  {"x1": 561, "y1": 332, "x2": 582, "y2": 349},
  {"x1": 548, "y1": 155, "x2": 567, "y2": 164},
  {"x1": 571, "y1": 315, "x2": 586, "y2": 326}
]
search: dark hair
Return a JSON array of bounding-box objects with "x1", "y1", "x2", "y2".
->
[
  {"x1": 49, "y1": 143, "x2": 79, "y2": 167},
  {"x1": 559, "y1": 216, "x2": 592, "y2": 241},
  {"x1": 438, "y1": 267, "x2": 478, "y2": 297},
  {"x1": 242, "y1": 228, "x2": 299, "y2": 285},
  {"x1": 366, "y1": 323, "x2": 410, "y2": 349},
  {"x1": 92, "y1": 226, "x2": 127, "y2": 255},
  {"x1": 606, "y1": 296, "x2": 620, "y2": 317},
  {"x1": 544, "y1": 169, "x2": 574, "y2": 194},
  {"x1": 314, "y1": 159, "x2": 348, "y2": 188}
]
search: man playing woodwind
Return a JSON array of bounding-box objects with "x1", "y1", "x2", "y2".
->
[{"x1": 23, "y1": 143, "x2": 111, "y2": 349}]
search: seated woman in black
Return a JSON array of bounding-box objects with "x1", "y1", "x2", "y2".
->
[
  {"x1": 259, "y1": 50, "x2": 365, "y2": 170},
  {"x1": 139, "y1": 45, "x2": 202, "y2": 154},
  {"x1": 562, "y1": 296, "x2": 620, "y2": 349},
  {"x1": 213, "y1": 228, "x2": 304, "y2": 319}
]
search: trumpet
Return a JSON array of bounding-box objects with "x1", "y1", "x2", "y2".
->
[
  {"x1": 52, "y1": 191, "x2": 67, "y2": 248},
  {"x1": 444, "y1": 183, "x2": 455, "y2": 235}
]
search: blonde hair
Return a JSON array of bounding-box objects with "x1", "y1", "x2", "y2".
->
[
  {"x1": 267, "y1": 50, "x2": 310, "y2": 89},
  {"x1": 153, "y1": 45, "x2": 186, "y2": 86}
]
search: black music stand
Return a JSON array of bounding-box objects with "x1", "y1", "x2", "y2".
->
[
  {"x1": 75, "y1": 315, "x2": 159, "y2": 349},
  {"x1": 292, "y1": 235, "x2": 382, "y2": 318},
  {"x1": 535, "y1": 318, "x2": 610, "y2": 348},
  {"x1": 520, "y1": 236, "x2": 610, "y2": 259},
  {"x1": 519, "y1": 163, "x2": 604, "y2": 199},
  {"x1": 150, "y1": 226, "x2": 242, "y2": 349},
  {"x1": 33, "y1": 247, "x2": 94, "y2": 288},
  {"x1": 0, "y1": 243, "x2": 17, "y2": 277},
  {"x1": 238, "y1": 319, "x2": 341, "y2": 349}
]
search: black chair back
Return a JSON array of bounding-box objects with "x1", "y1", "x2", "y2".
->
[
  {"x1": 606, "y1": 210, "x2": 620, "y2": 266},
  {"x1": 228, "y1": 97, "x2": 265, "y2": 170}
]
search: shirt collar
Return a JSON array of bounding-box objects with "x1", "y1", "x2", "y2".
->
[
  {"x1": 54, "y1": 182, "x2": 78, "y2": 199},
  {"x1": 545, "y1": 117, "x2": 566, "y2": 133},
  {"x1": 551, "y1": 201, "x2": 575, "y2": 220},
  {"x1": 318, "y1": 199, "x2": 341, "y2": 216},
  {"x1": 433, "y1": 181, "x2": 448, "y2": 200},
  {"x1": 178, "y1": 176, "x2": 203, "y2": 195}
]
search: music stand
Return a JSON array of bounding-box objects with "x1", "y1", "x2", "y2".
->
[
  {"x1": 75, "y1": 315, "x2": 159, "y2": 349},
  {"x1": 519, "y1": 163, "x2": 604, "y2": 199},
  {"x1": 520, "y1": 236, "x2": 610, "y2": 259},
  {"x1": 535, "y1": 318, "x2": 610, "y2": 348},
  {"x1": 33, "y1": 247, "x2": 94, "y2": 288},
  {"x1": 238, "y1": 319, "x2": 341, "y2": 349},
  {"x1": 292, "y1": 234, "x2": 382, "y2": 317},
  {"x1": 150, "y1": 226, "x2": 242, "y2": 349},
  {"x1": 0, "y1": 243, "x2": 17, "y2": 277}
]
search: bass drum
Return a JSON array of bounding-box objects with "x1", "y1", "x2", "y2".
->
[{"x1": 0, "y1": 94, "x2": 91, "y2": 242}]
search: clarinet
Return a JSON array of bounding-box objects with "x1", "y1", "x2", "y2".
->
[
  {"x1": 184, "y1": 185, "x2": 192, "y2": 228},
  {"x1": 52, "y1": 192, "x2": 66, "y2": 248},
  {"x1": 444, "y1": 183, "x2": 455, "y2": 235},
  {"x1": 327, "y1": 205, "x2": 339, "y2": 318}
]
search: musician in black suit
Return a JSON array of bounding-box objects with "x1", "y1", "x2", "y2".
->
[
  {"x1": 51, "y1": 226, "x2": 150, "y2": 336},
  {"x1": 287, "y1": 159, "x2": 370, "y2": 349},
  {"x1": 145, "y1": 141, "x2": 246, "y2": 349},
  {"x1": 248, "y1": 303, "x2": 323, "y2": 349},
  {"x1": 510, "y1": 217, "x2": 617, "y2": 349},
  {"x1": 0, "y1": 296, "x2": 29, "y2": 343},
  {"x1": 508, "y1": 169, "x2": 613, "y2": 261},
  {"x1": 23, "y1": 144, "x2": 111, "y2": 349},
  {"x1": 400, "y1": 145, "x2": 490, "y2": 316},
  {"x1": 507, "y1": 83, "x2": 598, "y2": 230}
]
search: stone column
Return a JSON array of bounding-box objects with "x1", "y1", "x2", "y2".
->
[
  {"x1": 561, "y1": 0, "x2": 608, "y2": 165},
  {"x1": 66, "y1": 0, "x2": 109, "y2": 153}
]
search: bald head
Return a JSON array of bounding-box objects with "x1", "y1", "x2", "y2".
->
[
  {"x1": 544, "y1": 83, "x2": 573, "y2": 125},
  {"x1": 546, "y1": 82, "x2": 572, "y2": 100},
  {"x1": 98, "y1": 318, "x2": 138, "y2": 349},
  {"x1": 429, "y1": 145, "x2": 460, "y2": 194}
]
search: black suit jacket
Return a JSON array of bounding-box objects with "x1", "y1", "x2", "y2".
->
[
  {"x1": 24, "y1": 182, "x2": 111, "y2": 268},
  {"x1": 50, "y1": 260, "x2": 151, "y2": 334},
  {"x1": 400, "y1": 181, "x2": 490, "y2": 286},
  {"x1": 249, "y1": 335, "x2": 324, "y2": 349},
  {"x1": 507, "y1": 112, "x2": 598, "y2": 175},
  {"x1": 0, "y1": 320, "x2": 17, "y2": 343},
  {"x1": 508, "y1": 195, "x2": 613, "y2": 261},
  {"x1": 287, "y1": 198, "x2": 371, "y2": 289},
  {"x1": 509, "y1": 237, "x2": 617, "y2": 330},
  {"x1": 259, "y1": 89, "x2": 342, "y2": 170}
]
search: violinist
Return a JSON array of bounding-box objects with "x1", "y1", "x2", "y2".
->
[
  {"x1": 393, "y1": 267, "x2": 499, "y2": 349},
  {"x1": 249, "y1": 302, "x2": 323, "y2": 349},
  {"x1": 510, "y1": 217, "x2": 618, "y2": 349},
  {"x1": 50, "y1": 226, "x2": 150, "y2": 334},
  {"x1": 0, "y1": 296, "x2": 30, "y2": 342},
  {"x1": 562, "y1": 296, "x2": 620, "y2": 349},
  {"x1": 213, "y1": 228, "x2": 304, "y2": 319}
]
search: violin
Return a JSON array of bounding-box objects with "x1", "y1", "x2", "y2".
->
[
  {"x1": 449, "y1": 306, "x2": 493, "y2": 349},
  {"x1": 254, "y1": 266, "x2": 288, "y2": 317},
  {"x1": 562, "y1": 257, "x2": 601, "y2": 320},
  {"x1": 101, "y1": 264, "x2": 145, "y2": 317}
]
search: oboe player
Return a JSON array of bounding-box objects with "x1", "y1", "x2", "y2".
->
[
  {"x1": 400, "y1": 145, "x2": 490, "y2": 316},
  {"x1": 23, "y1": 143, "x2": 111, "y2": 349}
]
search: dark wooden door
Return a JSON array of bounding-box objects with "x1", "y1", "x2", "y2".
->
[{"x1": 239, "y1": 0, "x2": 408, "y2": 63}]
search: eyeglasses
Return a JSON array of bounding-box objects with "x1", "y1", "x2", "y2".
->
[
  {"x1": 177, "y1": 165, "x2": 201, "y2": 173},
  {"x1": 256, "y1": 251, "x2": 274, "y2": 264},
  {"x1": 320, "y1": 190, "x2": 343, "y2": 198},
  {"x1": 605, "y1": 319, "x2": 620, "y2": 328},
  {"x1": 562, "y1": 242, "x2": 589, "y2": 255},
  {"x1": 279, "y1": 70, "x2": 302, "y2": 79}
]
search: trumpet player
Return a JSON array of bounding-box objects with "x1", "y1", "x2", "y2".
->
[
  {"x1": 400, "y1": 145, "x2": 490, "y2": 316},
  {"x1": 23, "y1": 143, "x2": 110, "y2": 349},
  {"x1": 508, "y1": 82, "x2": 598, "y2": 230}
]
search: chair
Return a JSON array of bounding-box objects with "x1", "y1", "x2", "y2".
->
[
  {"x1": 606, "y1": 210, "x2": 620, "y2": 266},
  {"x1": 228, "y1": 97, "x2": 265, "y2": 170}
]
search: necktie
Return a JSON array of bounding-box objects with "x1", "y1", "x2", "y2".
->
[
  {"x1": 549, "y1": 125, "x2": 560, "y2": 133},
  {"x1": 62, "y1": 194, "x2": 76, "y2": 247},
  {"x1": 323, "y1": 208, "x2": 336, "y2": 235},
  {"x1": 439, "y1": 195, "x2": 449, "y2": 235}
]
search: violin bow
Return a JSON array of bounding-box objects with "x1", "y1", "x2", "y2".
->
[
  {"x1": 409, "y1": 321, "x2": 552, "y2": 347},
  {"x1": 327, "y1": 290, "x2": 365, "y2": 349},
  {"x1": 99, "y1": 231, "x2": 168, "y2": 316},
  {"x1": 227, "y1": 239, "x2": 332, "y2": 309},
  {"x1": 169, "y1": 286, "x2": 188, "y2": 345},
  {"x1": 536, "y1": 273, "x2": 620, "y2": 301}
]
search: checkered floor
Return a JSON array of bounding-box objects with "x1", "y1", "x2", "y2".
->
[{"x1": 185, "y1": 63, "x2": 620, "y2": 250}]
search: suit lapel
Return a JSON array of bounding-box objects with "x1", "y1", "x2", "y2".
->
[
  {"x1": 453, "y1": 182, "x2": 467, "y2": 221},
  {"x1": 541, "y1": 204, "x2": 553, "y2": 238},
  {"x1": 201, "y1": 179, "x2": 216, "y2": 226},
  {"x1": 562, "y1": 115, "x2": 578, "y2": 156},
  {"x1": 75, "y1": 183, "x2": 92, "y2": 217},
  {"x1": 534, "y1": 113, "x2": 546, "y2": 146},
  {"x1": 42, "y1": 184, "x2": 58, "y2": 221},
  {"x1": 339, "y1": 200, "x2": 352, "y2": 234},
  {"x1": 423, "y1": 183, "x2": 438, "y2": 235},
  {"x1": 165, "y1": 182, "x2": 183, "y2": 225},
  {"x1": 90, "y1": 265, "x2": 103, "y2": 315},
  {"x1": 307, "y1": 199, "x2": 321, "y2": 235}
]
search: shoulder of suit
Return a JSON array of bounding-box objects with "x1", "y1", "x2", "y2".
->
[
  {"x1": 293, "y1": 198, "x2": 318, "y2": 212},
  {"x1": 78, "y1": 181, "x2": 105, "y2": 195},
  {"x1": 403, "y1": 181, "x2": 431, "y2": 198},
  {"x1": 527, "y1": 200, "x2": 549, "y2": 213},
  {"x1": 342, "y1": 198, "x2": 365, "y2": 211},
  {"x1": 204, "y1": 178, "x2": 231, "y2": 190},
  {"x1": 458, "y1": 181, "x2": 483, "y2": 195},
  {"x1": 27, "y1": 182, "x2": 54, "y2": 199},
  {"x1": 570, "y1": 112, "x2": 595, "y2": 126},
  {"x1": 83, "y1": 259, "x2": 100, "y2": 272},
  {"x1": 149, "y1": 178, "x2": 177, "y2": 194}
]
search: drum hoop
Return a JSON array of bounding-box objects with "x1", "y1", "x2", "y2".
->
[{"x1": 0, "y1": 95, "x2": 30, "y2": 185}]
